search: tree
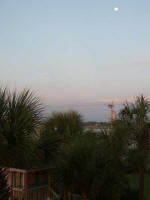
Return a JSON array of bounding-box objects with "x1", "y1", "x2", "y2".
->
[
  {"x1": 0, "y1": 168, "x2": 10, "y2": 200},
  {"x1": 43, "y1": 111, "x2": 83, "y2": 142},
  {"x1": 116, "y1": 95, "x2": 150, "y2": 200},
  {"x1": 37, "y1": 111, "x2": 83, "y2": 169},
  {"x1": 37, "y1": 130, "x2": 62, "y2": 166},
  {"x1": 0, "y1": 88, "x2": 9, "y2": 166},
  {"x1": 52, "y1": 133, "x2": 128, "y2": 200},
  {"x1": 0, "y1": 88, "x2": 43, "y2": 168}
]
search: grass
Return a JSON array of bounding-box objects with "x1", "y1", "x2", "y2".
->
[{"x1": 128, "y1": 174, "x2": 150, "y2": 200}]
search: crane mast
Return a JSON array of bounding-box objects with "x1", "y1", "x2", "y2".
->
[{"x1": 108, "y1": 103, "x2": 116, "y2": 128}]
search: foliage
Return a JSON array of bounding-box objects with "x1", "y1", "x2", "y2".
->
[
  {"x1": 43, "y1": 111, "x2": 83, "y2": 141},
  {"x1": 121, "y1": 189, "x2": 138, "y2": 200},
  {"x1": 0, "y1": 168, "x2": 10, "y2": 200},
  {"x1": 37, "y1": 131, "x2": 62, "y2": 166},
  {"x1": 0, "y1": 88, "x2": 43, "y2": 168},
  {"x1": 52, "y1": 133, "x2": 129, "y2": 200},
  {"x1": 128, "y1": 173, "x2": 150, "y2": 200},
  {"x1": 37, "y1": 111, "x2": 83, "y2": 166},
  {"x1": 114, "y1": 95, "x2": 150, "y2": 200},
  {"x1": 118, "y1": 95, "x2": 150, "y2": 151}
]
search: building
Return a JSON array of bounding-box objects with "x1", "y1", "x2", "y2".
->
[{"x1": 8, "y1": 167, "x2": 58, "y2": 200}]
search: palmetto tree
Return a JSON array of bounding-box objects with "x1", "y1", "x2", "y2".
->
[
  {"x1": 0, "y1": 88, "x2": 42, "y2": 168},
  {"x1": 37, "y1": 131, "x2": 62, "y2": 166},
  {"x1": 117, "y1": 95, "x2": 150, "y2": 200},
  {"x1": 43, "y1": 111, "x2": 83, "y2": 142},
  {"x1": 0, "y1": 88, "x2": 9, "y2": 166},
  {"x1": 38, "y1": 111, "x2": 83, "y2": 167}
]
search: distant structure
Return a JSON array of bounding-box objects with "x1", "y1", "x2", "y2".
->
[{"x1": 108, "y1": 103, "x2": 116, "y2": 128}]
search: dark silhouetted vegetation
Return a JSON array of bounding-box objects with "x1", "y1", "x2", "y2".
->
[{"x1": 0, "y1": 88, "x2": 150, "y2": 200}]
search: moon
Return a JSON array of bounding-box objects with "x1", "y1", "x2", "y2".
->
[{"x1": 114, "y1": 7, "x2": 119, "y2": 12}]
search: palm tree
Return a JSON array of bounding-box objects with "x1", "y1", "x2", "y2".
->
[
  {"x1": 37, "y1": 111, "x2": 83, "y2": 166},
  {"x1": 0, "y1": 88, "x2": 43, "y2": 168},
  {"x1": 43, "y1": 111, "x2": 83, "y2": 143},
  {"x1": 0, "y1": 88, "x2": 9, "y2": 166},
  {"x1": 37, "y1": 130, "x2": 62, "y2": 166},
  {"x1": 117, "y1": 95, "x2": 150, "y2": 200},
  {"x1": 0, "y1": 168, "x2": 10, "y2": 200}
]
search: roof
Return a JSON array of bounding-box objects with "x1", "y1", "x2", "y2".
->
[{"x1": 8, "y1": 167, "x2": 49, "y2": 173}]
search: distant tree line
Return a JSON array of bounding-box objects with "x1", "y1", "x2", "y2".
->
[{"x1": 83, "y1": 121, "x2": 110, "y2": 126}]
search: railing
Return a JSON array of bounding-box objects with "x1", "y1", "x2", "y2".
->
[
  {"x1": 49, "y1": 189, "x2": 60, "y2": 200},
  {"x1": 24, "y1": 188, "x2": 49, "y2": 200},
  {"x1": 10, "y1": 187, "x2": 59, "y2": 200},
  {"x1": 11, "y1": 190, "x2": 24, "y2": 200},
  {"x1": 71, "y1": 194, "x2": 82, "y2": 200}
]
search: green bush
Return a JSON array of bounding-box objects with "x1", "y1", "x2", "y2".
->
[{"x1": 121, "y1": 189, "x2": 138, "y2": 200}]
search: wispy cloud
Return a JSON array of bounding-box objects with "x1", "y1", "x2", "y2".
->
[
  {"x1": 86, "y1": 98, "x2": 131, "y2": 105},
  {"x1": 85, "y1": 96, "x2": 150, "y2": 105},
  {"x1": 136, "y1": 59, "x2": 150, "y2": 65}
]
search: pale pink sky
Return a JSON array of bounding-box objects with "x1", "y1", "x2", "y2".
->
[{"x1": 1, "y1": 0, "x2": 150, "y2": 120}]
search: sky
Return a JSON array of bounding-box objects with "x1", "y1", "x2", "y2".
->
[{"x1": 0, "y1": 0, "x2": 150, "y2": 121}]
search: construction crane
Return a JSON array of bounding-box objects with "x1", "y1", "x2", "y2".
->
[{"x1": 108, "y1": 103, "x2": 116, "y2": 128}]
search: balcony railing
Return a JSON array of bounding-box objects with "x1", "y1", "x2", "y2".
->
[{"x1": 11, "y1": 187, "x2": 59, "y2": 200}]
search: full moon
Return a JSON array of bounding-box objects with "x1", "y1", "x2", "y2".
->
[{"x1": 114, "y1": 7, "x2": 119, "y2": 12}]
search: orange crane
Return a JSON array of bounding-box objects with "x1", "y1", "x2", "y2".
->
[{"x1": 108, "y1": 103, "x2": 116, "y2": 128}]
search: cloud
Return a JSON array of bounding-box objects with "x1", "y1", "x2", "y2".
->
[
  {"x1": 86, "y1": 98, "x2": 130, "y2": 105},
  {"x1": 85, "y1": 96, "x2": 150, "y2": 105},
  {"x1": 136, "y1": 59, "x2": 150, "y2": 65}
]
